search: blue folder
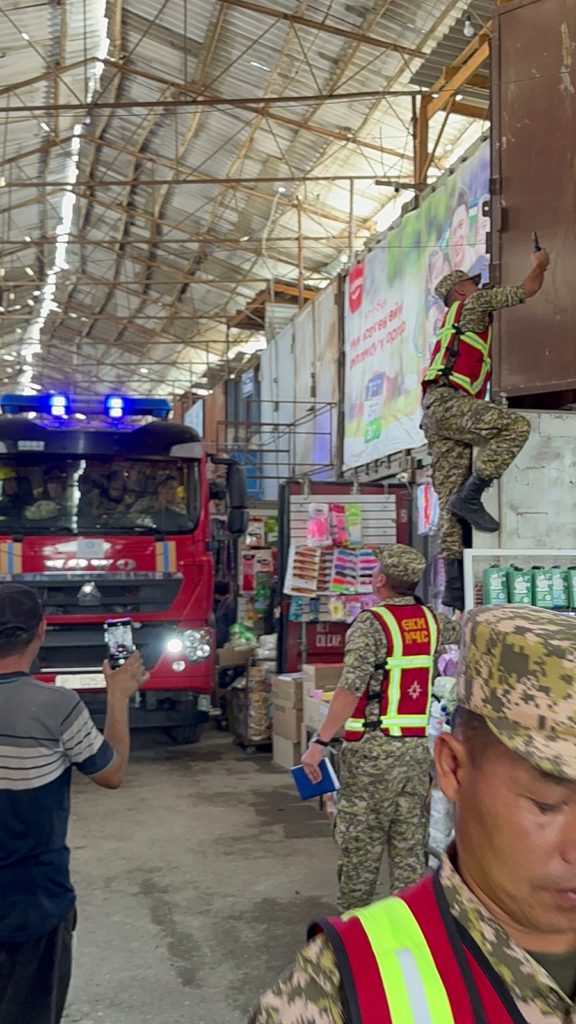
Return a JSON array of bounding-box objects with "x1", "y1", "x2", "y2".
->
[{"x1": 291, "y1": 759, "x2": 340, "y2": 801}]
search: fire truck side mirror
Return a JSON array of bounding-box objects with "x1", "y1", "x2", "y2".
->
[
  {"x1": 226, "y1": 462, "x2": 248, "y2": 537},
  {"x1": 226, "y1": 462, "x2": 248, "y2": 508},
  {"x1": 227, "y1": 508, "x2": 249, "y2": 536}
]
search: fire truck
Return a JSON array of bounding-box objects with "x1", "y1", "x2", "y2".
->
[{"x1": 0, "y1": 392, "x2": 247, "y2": 744}]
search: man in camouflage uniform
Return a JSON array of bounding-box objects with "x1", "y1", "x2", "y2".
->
[
  {"x1": 250, "y1": 605, "x2": 576, "y2": 1024},
  {"x1": 421, "y1": 247, "x2": 550, "y2": 610},
  {"x1": 300, "y1": 544, "x2": 460, "y2": 911}
]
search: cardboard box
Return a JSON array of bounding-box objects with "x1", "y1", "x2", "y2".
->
[
  {"x1": 218, "y1": 647, "x2": 254, "y2": 669},
  {"x1": 303, "y1": 663, "x2": 343, "y2": 691},
  {"x1": 273, "y1": 705, "x2": 302, "y2": 742},
  {"x1": 271, "y1": 673, "x2": 303, "y2": 709},
  {"x1": 272, "y1": 734, "x2": 300, "y2": 770},
  {"x1": 303, "y1": 690, "x2": 331, "y2": 732}
]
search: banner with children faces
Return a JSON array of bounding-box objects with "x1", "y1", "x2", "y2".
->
[{"x1": 343, "y1": 139, "x2": 490, "y2": 470}]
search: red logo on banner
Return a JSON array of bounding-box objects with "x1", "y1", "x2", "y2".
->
[{"x1": 348, "y1": 262, "x2": 365, "y2": 313}]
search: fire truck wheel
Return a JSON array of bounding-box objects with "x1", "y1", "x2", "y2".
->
[{"x1": 165, "y1": 722, "x2": 203, "y2": 745}]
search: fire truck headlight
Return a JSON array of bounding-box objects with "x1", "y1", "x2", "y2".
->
[
  {"x1": 183, "y1": 629, "x2": 212, "y2": 662},
  {"x1": 166, "y1": 636, "x2": 184, "y2": 655}
]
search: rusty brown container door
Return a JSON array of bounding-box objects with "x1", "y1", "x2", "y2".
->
[{"x1": 492, "y1": 0, "x2": 576, "y2": 398}]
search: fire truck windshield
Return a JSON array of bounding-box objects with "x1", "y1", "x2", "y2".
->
[{"x1": 0, "y1": 457, "x2": 200, "y2": 535}]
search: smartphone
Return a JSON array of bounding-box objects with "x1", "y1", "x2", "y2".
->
[{"x1": 104, "y1": 617, "x2": 135, "y2": 669}]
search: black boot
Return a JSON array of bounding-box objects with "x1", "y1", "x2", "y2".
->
[
  {"x1": 450, "y1": 472, "x2": 500, "y2": 533},
  {"x1": 442, "y1": 558, "x2": 464, "y2": 611}
]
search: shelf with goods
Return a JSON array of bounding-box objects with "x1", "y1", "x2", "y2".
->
[
  {"x1": 224, "y1": 506, "x2": 280, "y2": 751},
  {"x1": 275, "y1": 494, "x2": 397, "y2": 769},
  {"x1": 463, "y1": 549, "x2": 576, "y2": 612},
  {"x1": 284, "y1": 493, "x2": 397, "y2": 629}
]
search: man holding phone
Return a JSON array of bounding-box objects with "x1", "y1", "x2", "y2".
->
[{"x1": 0, "y1": 584, "x2": 148, "y2": 1024}]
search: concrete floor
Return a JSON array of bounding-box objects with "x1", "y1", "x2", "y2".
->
[{"x1": 62, "y1": 728, "x2": 338, "y2": 1024}]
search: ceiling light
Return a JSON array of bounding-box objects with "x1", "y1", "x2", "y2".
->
[
  {"x1": 0, "y1": 307, "x2": 4, "y2": 313},
  {"x1": 139, "y1": 367, "x2": 149, "y2": 374},
  {"x1": 456, "y1": 93, "x2": 464, "y2": 102},
  {"x1": 24, "y1": 235, "x2": 32, "y2": 242},
  {"x1": 24, "y1": 266, "x2": 34, "y2": 277},
  {"x1": 277, "y1": 185, "x2": 287, "y2": 194},
  {"x1": 240, "y1": 235, "x2": 250, "y2": 242},
  {"x1": 26, "y1": 299, "x2": 35, "y2": 307},
  {"x1": 69, "y1": 311, "x2": 78, "y2": 318},
  {"x1": 249, "y1": 60, "x2": 271, "y2": 71},
  {"x1": 40, "y1": 122, "x2": 50, "y2": 132},
  {"x1": 445, "y1": 143, "x2": 453, "y2": 151},
  {"x1": 8, "y1": 292, "x2": 15, "y2": 301},
  {"x1": 20, "y1": 32, "x2": 30, "y2": 41},
  {"x1": 32, "y1": 290, "x2": 41, "y2": 296},
  {"x1": 463, "y1": 13, "x2": 475, "y2": 38},
  {"x1": 2, "y1": 354, "x2": 15, "y2": 361},
  {"x1": 8, "y1": 305, "x2": 22, "y2": 311},
  {"x1": 0, "y1": 177, "x2": 6, "y2": 188}
]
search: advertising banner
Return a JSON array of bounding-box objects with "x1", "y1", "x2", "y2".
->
[{"x1": 343, "y1": 139, "x2": 490, "y2": 470}]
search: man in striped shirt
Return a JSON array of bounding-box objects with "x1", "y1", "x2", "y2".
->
[{"x1": 0, "y1": 583, "x2": 148, "y2": 1024}]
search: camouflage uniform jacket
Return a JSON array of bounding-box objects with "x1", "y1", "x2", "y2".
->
[
  {"x1": 337, "y1": 599, "x2": 461, "y2": 722},
  {"x1": 456, "y1": 284, "x2": 527, "y2": 334},
  {"x1": 248, "y1": 852, "x2": 575, "y2": 1024}
]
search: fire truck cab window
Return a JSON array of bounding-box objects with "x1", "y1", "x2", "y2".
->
[{"x1": 0, "y1": 459, "x2": 200, "y2": 535}]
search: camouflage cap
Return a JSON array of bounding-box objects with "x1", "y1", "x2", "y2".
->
[
  {"x1": 458, "y1": 605, "x2": 576, "y2": 780},
  {"x1": 435, "y1": 269, "x2": 482, "y2": 306},
  {"x1": 374, "y1": 544, "x2": 426, "y2": 586}
]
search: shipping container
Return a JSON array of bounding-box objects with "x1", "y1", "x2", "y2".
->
[{"x1": 492, "y1": 0, "x2": 576, "y2": 401}]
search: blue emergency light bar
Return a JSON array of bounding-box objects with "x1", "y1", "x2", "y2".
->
[{"x1": 0, "y1": 393, "x2": 172, "y2": 420}]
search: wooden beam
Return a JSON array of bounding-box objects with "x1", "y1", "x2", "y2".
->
[
  {"x1": 451, "y1": 100, "x2": 488, "y2": 120},
  {"x1": 427, "y1": 39, "x2": 490, "y2": 120},
  {"x1": 217, "y1": 0, "x2": 426, "y2": 57},
  {"x1": 414, "y1": 94, "x2": 430, "y2": 185}
]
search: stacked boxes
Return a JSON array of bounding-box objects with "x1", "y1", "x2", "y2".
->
[
  {"x1": 272, "y1": 673, "x2": 303, "y2": 769},
  {"x1": 302, "y1": 663, "x2": 343, "y2": 737}
]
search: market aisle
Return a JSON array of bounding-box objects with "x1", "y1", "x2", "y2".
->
[{"x1": 62, "y1": 729, "x2": 338, "y2": 1024}]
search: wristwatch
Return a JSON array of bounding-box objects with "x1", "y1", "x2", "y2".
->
[{"x1": 310, "y1": 732, "x2": 330, "y2": 748}]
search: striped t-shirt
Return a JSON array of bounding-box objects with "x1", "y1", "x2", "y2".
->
[{"x1": 0, "y1": 672, "x2": 114, "y2": 941}]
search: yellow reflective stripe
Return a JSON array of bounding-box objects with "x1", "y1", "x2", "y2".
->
[
  {"x1": 344, "y1": 719, "x2": 365, "y2": 732},
  {"x1": 347, "y1": 898, "x2": 455, "y2": 1024},
  {"x1": 371, "y1": 606, "x2": 405, "y2": 734},
  {"x1": 386, "y1": 656, "x2": 434, "y2": 668},
  {"x1": 380, "y1": 715, "x2": 429, "y2": 727}
]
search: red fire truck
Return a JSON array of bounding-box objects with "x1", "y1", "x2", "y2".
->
[{"x1": 0, "y1": 392, "x2": 247, "y2": 744}]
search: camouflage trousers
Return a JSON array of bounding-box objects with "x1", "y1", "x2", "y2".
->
[
  {"x1": 421, "y1": 386, "x2": 530, "y2": 558},
  {"x1": 335, "y1": 733, "x2": 430, "y2": 912}
]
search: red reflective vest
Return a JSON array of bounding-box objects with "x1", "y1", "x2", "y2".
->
[
  {"x1": 311, "y1": 874, "x2": 519, "y2": 1024},
  {"x1": 422, "y1": 300, "x2": 493, "y2": 401},
  {"x1": 344, "y1": 603, "x2": 438, "y2": 742}
]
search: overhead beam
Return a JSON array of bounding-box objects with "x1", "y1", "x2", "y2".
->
[
  {"x1": 0, "y1": 87, "x2": 427, "y2": 114},
  {"x1": 4, "y1": 174, "x2": 415, "y2": 188},
  {"x1": 100, "y1": 59, "x2": 408, "y2": 161},
  {"x1": 217, "y1": 0, "x2": 426, "y2": 57}
]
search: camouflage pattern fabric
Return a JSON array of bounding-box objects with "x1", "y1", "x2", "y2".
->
[
  {"x1": 372, "y1": 543, "x2": 426, "y2": 585},
  {"x1": 459, "y1": 605, "x2": 576, "y2": 781},
  {"x1": 421, "y1": 388, "x2": 530, "y2": 558},
  {"x1": 335, "y1": 602, "x2": 460, "y2": 909},
  {"x1": 436, "y1": 281, "x2": 527, "y2": 326},
  {"x1": 248, "y1": 851, "x2": 573, "y2": 1024},
  {"x1": 435, "y1": 269, "x2": 481, "y2": 304},
  {"x1": 335, "y1": 733, "x2": 430, "y2": 910}
]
